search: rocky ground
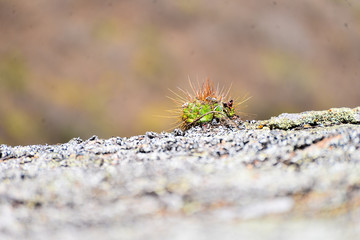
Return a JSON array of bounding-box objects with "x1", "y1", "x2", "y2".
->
[{"x1": 0, "y1": 107, "x2": 360, "y2": 240}]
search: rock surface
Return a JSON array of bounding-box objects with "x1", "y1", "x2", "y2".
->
[{"x1": 1, "y1": 107, "x2": 360, "y2": 240}]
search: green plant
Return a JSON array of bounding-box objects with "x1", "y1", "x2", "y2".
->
[{"x1": 168, "y1": 78, "x2": 245, "y2": 130}]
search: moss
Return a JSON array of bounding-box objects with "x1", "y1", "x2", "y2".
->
[{"x1": 254, "y1": 107, "x2": 360, "y2": 130}]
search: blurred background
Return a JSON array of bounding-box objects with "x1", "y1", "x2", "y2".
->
[{"x1": 0, "y1": 0, "x2": 359, "y2": 145}]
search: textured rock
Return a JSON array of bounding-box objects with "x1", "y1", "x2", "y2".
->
[{"x1": 0, "y1": 107, "x2": 360, "y2": 240}]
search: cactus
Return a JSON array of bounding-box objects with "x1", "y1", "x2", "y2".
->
[{"x1": 169, "y1": 78, "x2": 241, "y2": 130}]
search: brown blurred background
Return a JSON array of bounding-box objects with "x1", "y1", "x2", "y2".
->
[{"x1": 0, "y1": 0, "x2": 359, "y2": 145}]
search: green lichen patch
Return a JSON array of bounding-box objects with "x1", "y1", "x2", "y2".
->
[{"x1": 254, "y1": 107, "x2": 360, "y2": 130}]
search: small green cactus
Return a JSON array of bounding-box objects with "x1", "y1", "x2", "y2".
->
[{"x1": 169, "y1": 78, "x2": 240, "y2": 130}]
